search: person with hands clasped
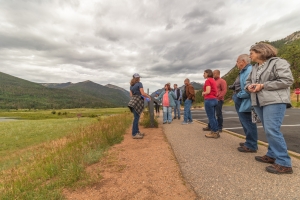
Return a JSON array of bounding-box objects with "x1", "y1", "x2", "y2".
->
[
  {"x1": 232, "y1": 54, "x2": 258, "y2": 153},
  {"x1": 202, "y1": 69, "x2": 220, "y2": 139},
  {"x1": 157, "y1": 84, "x2": 176, "y2": 124},
  {"x1": 246, "y1": 43, "x2": 294, "y2": 174}
]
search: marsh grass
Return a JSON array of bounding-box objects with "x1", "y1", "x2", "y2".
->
[
  {"x1": 0, "y1": 108, "x2": 129, "y2": 120},
  {"x1": 0, "y1": 113, "x2": 132, "y2": 200},
  {"x1": 0, "y1": 118, "x2": 95, "y2": 171}
]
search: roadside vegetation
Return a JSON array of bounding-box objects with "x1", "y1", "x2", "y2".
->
[
  {"x1": 0, "y1": 107, "x2": 128, "y2": 120},
  {"x1": 0, "y1": 109, "x2": 132, "y2": 199}
]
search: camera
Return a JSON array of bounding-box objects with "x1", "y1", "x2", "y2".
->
[{"x1": 228, "y1": 85, "x2": 235, "y2": 90}]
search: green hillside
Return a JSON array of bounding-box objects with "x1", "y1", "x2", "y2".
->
[
  {"x1": 64, "y1": 81, "x2": 129, "y2": 106},
  {"x1": 0, "y1": 72, "x2": 116, "y2": 109}
]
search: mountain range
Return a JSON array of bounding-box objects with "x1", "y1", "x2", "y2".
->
[
  {"x1": 0, "y1": 71, "x2": 130, "y2": 109},
  {"x1": 151, "y1": 82, "x2": 204, "y2": 96}
]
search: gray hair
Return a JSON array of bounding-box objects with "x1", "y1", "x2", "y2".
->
[{"x1": 238, "y1": 54, "x2": 251, "y2": 64}]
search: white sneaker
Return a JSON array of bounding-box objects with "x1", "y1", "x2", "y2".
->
[{"x1": 132, "y1": 133, "x2": 143, "y2": 139}]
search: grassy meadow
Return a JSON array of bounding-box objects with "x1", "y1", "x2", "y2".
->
[{"x1": 0, "y1": 108, "x2": 132, "y2": 199}]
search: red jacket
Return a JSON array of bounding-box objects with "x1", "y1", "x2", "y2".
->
[{"x1": 214, "y1": 77, "x2": 227, "y2": 101}]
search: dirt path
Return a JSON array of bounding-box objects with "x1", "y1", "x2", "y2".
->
[{"x1": 64, "y1": 124, "x2": 197, "y2": 199}]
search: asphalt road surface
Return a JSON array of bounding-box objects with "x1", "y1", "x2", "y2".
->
[{"x1": 192, "y1": 106, "x2": 300, "y2": 154}]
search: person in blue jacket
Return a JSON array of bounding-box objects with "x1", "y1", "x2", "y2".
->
[
  {"x1": 157, "y1": 84, "x2": 176, "y2": 124},
  {"x1": 232, "y1": 54, "x2": 258, "y2": 152}
]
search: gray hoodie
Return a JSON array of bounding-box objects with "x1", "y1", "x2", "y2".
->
[{"x1": 245, "y1": 57, "x2": 294, "y2": 107}]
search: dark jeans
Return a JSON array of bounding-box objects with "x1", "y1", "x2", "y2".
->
[
  {"x1": 155, "y1": 104, "x2": 160, "y2": 113},
  {"x1": 132, "y1": 109, "x2": 140, "y2": 136},
  {"x1": 233, "y1": 94, "x2": 258, "y2": 150},
  {"x1": 208, "y1": 100, "x2": 224, "y2": 130},
  {"x1": 204, "y1": 99, "x2": 218, "y2": 132}
]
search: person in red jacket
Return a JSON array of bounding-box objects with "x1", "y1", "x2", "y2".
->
[{"x1": 203, "y1": 70, "x2": 227, "y2": 132}]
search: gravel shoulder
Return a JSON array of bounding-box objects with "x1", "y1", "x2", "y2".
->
[
  {"x1": 162, "y1": 111, "x2": 300, "y2": 200},
  {"x1": 64, "y1": 121, "x2": 197, "y2": 199}
]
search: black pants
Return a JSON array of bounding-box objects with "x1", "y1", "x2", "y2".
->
[{"x1": 155, "y1": 104, "x2": 160, "y2": 113}]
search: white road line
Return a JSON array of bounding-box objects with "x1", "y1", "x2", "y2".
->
[
  {"x1": 222, "y1": 117, "x2": 239, "y2": 119},
  {"x1": 224, "y1": 124, "x2": 300, "y2": 130}
]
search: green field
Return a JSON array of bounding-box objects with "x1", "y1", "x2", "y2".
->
[
  {"x1": 0, "y1": 107, "x2": 129, "y2": 120},
  {"x1": 0, "y1": 108, "x2": 132, "y2": 199}
]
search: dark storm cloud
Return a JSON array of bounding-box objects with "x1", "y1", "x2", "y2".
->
[{"x1": 0, "y1": 0, "x2": 300, "y2": 91}]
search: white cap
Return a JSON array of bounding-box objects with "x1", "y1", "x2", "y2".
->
[{"x1": 133, "y1": 73, "x2": 140, "y2": 78}]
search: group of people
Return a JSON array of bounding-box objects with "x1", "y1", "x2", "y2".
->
[{"x1": 128, "y1": 43, "x2": 294, "y2": 174}]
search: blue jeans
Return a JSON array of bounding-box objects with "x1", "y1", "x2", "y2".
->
[
  {"x1": 174, "y1": 100, "x2": 181, "y2": 118},
  {"x1": 183, "y1": 99, "x2": 193, "y2": 122},
  {"x1": 132, "y1": 109, "x2": 140, "y2": 136},
  {"x1": 204, "y1": 99, "x2": 218, "y2": 132},
  {"x1": 163, "y1": 106, "x2": 172, "y2": 123},
  {"x1": 233, "y1": 94, "x2": 258, "y2": 150},
  {"x1": 208, "y1": 100, "x2": 224, "y2": 130},
  {"x1": 253, "y1": 101, "x2": 291, "y2": 167}
]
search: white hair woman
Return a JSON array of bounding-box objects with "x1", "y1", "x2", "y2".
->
[{"x1": 246, "y1": 43, "x2": 294, "y2": 174}]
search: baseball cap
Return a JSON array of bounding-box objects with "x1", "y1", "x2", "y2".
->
[{"x1": 133, "y1": 73, "x2": 140, "y2": 78}]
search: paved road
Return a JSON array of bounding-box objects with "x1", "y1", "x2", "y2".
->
[
  {"x1": 192, "y1": 106, "x2": 300, "y2": 154},
  {"x1": 161, "y1": 117, "x2": 300, "y2": 200}
]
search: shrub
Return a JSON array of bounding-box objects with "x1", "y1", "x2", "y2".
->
[
  {"x1": 140, "y1": 111, "x2": 158, "y2": 128},
  {"x1": 51, "y1": 110, "x2": 56, "y2": 114}
]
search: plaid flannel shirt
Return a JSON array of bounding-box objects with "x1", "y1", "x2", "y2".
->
[{"x1": 128, "y1": 95, "x2": 144, "y2": 115}]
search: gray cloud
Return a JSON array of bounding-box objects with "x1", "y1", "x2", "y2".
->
[{"x1": 0, "y1": 0, "x2": 300, "y2": 92}]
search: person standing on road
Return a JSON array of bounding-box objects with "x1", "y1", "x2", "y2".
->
[
  {"x1": 157, "y1": 84, "x2": 176, "y2": 124},
  {"x1": 173, "y1": 84, "x2": 182, "y2": 120},
  {"x1": 232, "y1": 54, "x2": 258, "y2": 152},
  {"x1": 202, "y1": 69, "x2": 220, "y2": 139},
  {"x1": 246, "y1": 43, "x2": 294, "y2": 174},
  {"x1": 128, "y1": 73, "x2": 151, "y2": 139},
  {"x1": 182, "y1": 78, "x2": 195, "y2": 125},
  {"x1": 203, "y1": 70, "x2": 227, "y2": 132}
]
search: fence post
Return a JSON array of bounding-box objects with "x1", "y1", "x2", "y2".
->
[{"x1": 148, "y1": 97, "x2": 155, "y2": 127}]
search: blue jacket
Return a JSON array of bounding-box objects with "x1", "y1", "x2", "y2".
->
[
  {"x1": 237, "y1": 64, "x2": 252, "y2": 112},
  {"x1": 157, "y1": 90, "x2": 176, "y2": 107}
]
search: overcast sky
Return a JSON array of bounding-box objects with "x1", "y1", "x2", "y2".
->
[{"x1": 1, "y1": 0, "x2": 300, "y2": 92}]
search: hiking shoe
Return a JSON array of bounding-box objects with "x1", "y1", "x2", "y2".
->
[
  {"x1": 181, "y1": 122, "x2": 188, "y2": 125},
  {"x1": 203, "y1": 127, "x2": 211, "y2": 131},
  {"x1": 239, "y1": 142, "x2": 245, "y2": 147},
  {"x1": 138, "y1": 132, "x2": 145, "y2": 136},
  {"x1": 173, "y1": 117, "x2": 177, "y2": 119},
  {"x1": 188, "y1": 121, "x2": 193, "y2": 124},
  {"x1": 205, "y1": 131, "x2": 220, "y2": 138},
  {"x1": 237, "y1": 146, "x2": 257, "y2": 153},
  {"x1": 132, "y1": 133, "x2": 143, "y2": 139},
  {"x1": 218, "y1": 129, "x2": 222, "y2": 133},
  {"x1": 163, "y1": 121, "x2": 167, "y2": 124},
  {"x1": 255, "y1": 155, "x2": 275, "y2": 164},
  {"x1": 266, "y1": 164, "x2": 293, "y2": 174}
]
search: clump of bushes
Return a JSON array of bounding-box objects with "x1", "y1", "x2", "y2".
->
[{"x1": 140, "y1": 111, "x2": 158, "y2": 128}]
